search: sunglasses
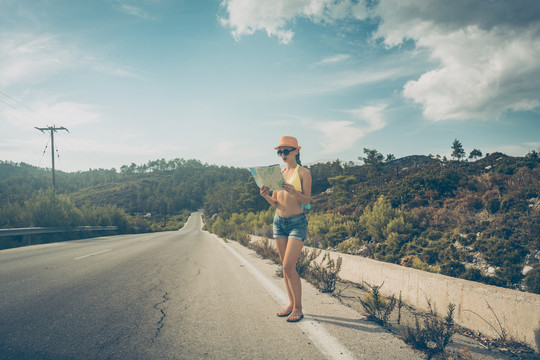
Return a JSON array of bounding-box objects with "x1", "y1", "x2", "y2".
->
[{"x1": 277, "y1": 148, "x2": 296, "y2": 156}]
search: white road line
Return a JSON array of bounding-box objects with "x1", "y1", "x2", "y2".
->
[
  {"x1": 0, "y1": 242, "x2": 65, "y2": 254},
  {"x1": 211, "y1": 233, "x2": 356, "y2": 360},
  {"x1": 74, "y1": 249, "x2": 112, "y2": 260}
]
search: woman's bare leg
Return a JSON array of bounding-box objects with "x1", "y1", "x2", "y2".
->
[
  {"x1": 282, "y1": 238, "x2": 304, "y2": 320},
  {"x1": 275, "y1": 238, "x2": 293, "y2": 315}
]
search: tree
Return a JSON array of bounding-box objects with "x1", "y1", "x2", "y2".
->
[
  {"x1": 468, "y1": 149, "x2": 482, "y2": 161},
  {"x1": 524, "y1": 150, "x2": 540, "y2": 169},
  {"x1": 309, "y1": 160, "x2": 343, "y2": 194},
  {"x1": 359, "y1": 148, "x2": 384, "y2": 181},
  {"x1": 385, "y1": 154, "x2": 398, "y2": 178},
  {"x1": 451, "y1": 139, "x2": 465, "y2": 161},
  {"x1": 359, "y1": 196, "x2": 397, "y2": 242},
  {"x1": 328, "y1": 175, "x2": 356, "y2": 207}
]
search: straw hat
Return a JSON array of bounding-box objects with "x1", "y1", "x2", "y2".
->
[{"x1": 274, "y1": 136, "x2": 301, "y2": 150}]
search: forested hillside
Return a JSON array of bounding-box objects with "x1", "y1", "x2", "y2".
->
[
  {"x1": 0, "y1": 158, "x2": 262, "y2": 249},
  {"x1": 1, "y1": 150, "x2": 539, "y2": 293},
  {"x1": 204, "y1": 150, "x2": 540, "y2": 294}
]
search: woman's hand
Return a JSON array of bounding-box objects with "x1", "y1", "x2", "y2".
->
[
  {"x1": 260, "y1": 185, "x2": 278, "y2": 207},
  {"x1": 281, "y1": 183, "x2": 296, "y2": 193},
  {"x1": 260, "y1": 185, "x2": 270, "y2": 197}
]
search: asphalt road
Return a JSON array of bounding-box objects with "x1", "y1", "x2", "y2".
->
[{"x1": 0, "y1": 213, "x2": 421, "y2": 359}]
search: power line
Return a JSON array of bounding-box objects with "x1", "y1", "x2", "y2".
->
[
  {"x1": 1, "y1": 89, "x2": 108, "y2": 172},
  {"x1": 0, "y1": 89, "x2": 42, "y2": 126},
  {"x1": 38, "y1": 139, "x2": 50, "y2": 168},
  {"x1": 0, "y1": 89, "x2": 38, "y2": 114},
  {"x1": 35, "y1": 126, "x2": 69, "y2": 192}
]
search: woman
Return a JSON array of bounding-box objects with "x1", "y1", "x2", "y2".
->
[{"x1": 260, "y1": 136, "x2": 312, "y2": 323}]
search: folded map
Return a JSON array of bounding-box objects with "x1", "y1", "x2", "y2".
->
[{"x1": 249, "y1": 164, "x2": 285, "y2": 191}]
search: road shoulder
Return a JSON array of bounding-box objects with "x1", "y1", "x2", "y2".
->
[{"x1": 211, "y1": 234, "x2": 424, "y2": 360}]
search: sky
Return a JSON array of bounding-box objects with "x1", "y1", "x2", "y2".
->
[{"x1": 0, "y1": 0, "x2": 539, "y2": 172}]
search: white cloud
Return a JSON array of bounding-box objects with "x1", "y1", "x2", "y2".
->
[
  {"x1": 90, "y1": 60, "x2": 148, "y2": 80},
  {"x1": 33, "y1": 101, "x2": 105, "y2": 127},
  {"x1": 373, "y1": 0, "x2": 540, "y2": 121},
  {"x1": 346, "y1": 105, "x2": 387, "y2": 132},
  {"x1": 220, "y1": 0, "x2": 540, "y2": 122},
  {"x1": 489, "y1": 144, "x2": 534, "y2": 157},
  {"x1": 316, "y1": 54, "x2": 351, "y2": 65},
  {"x1": 288, "y1": 68, "x2": 404, "y2": 96},
  {"x1": 119, "y1": 4, "x2": 151, "y2": 20},
  {"x1": 0, "y1": 33, "x2": 76, "y2": 87},
  {"x1": 524, "y1": 142, "x2": 540, "y2": 150},
  {"x1": 314, "y1": 120, "x2": 365, "y2": 154},
  {"x1": 315, "y1": 104, "x2": 387, "y2": 154},
  {"x1": 220, "y1": 0, "x2": 368, "y2": 44},
  {"x1": 1, "y1": 97, "x2": 106, "y2": 129},
  {"x1": 0, "y1": 32, "x2": 145, "y2": 87}
]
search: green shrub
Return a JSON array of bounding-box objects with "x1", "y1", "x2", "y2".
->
[
  {"x1": 462, "y1": 267, "x2": 484, "y2": 282},
  {"x1": 250, "y1": 237, "x2": 280, "y2": 264},
  {"x1": 338, "y1": 237, "x2": 363, "y2": 253},
  {"x1": 310, "y1": 252, "x2": 342, "y2": 293},
  {"x1": 524, "y1": 265, "x2": 540, "y2": 294},
  {"x1": 296, "y1": 248, "x2": 320, "y2": 279},
  {"x1": 359, "y1": 196, "x2": 397, "y2": 242},
  {"x1": 495, "y1": 263, "x2": 524, "y2": 288},
  {"x1": 403, "y1": 303, "x2": 456, "y2": 359},
  {"x1": 359, "y1": 282, "x2": 396, "y2": 327},
  {"x1": 421, "y1": 248, "x2": 439, "y2": 265},
  {"x1": 440, "y1": 260, "x2": 466, "y2": 277}
]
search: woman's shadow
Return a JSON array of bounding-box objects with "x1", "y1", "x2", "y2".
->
[{"x1": 307, "y1": 313, "x2": 391, "y2": 334}]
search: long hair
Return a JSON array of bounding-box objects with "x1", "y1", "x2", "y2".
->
[{"x1": 296, "y1": 151, "x2": 302, "y2": 166}]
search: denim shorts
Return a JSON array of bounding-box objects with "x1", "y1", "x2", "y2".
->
[{"x1": 273, "y1": 212, "x2": 308, "y2": 242}]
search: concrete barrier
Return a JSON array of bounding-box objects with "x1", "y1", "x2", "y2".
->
[{"x1": 249, "y1": 235, "x2": 540, "y2": 352}]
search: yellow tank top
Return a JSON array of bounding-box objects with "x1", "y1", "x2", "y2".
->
[
  {"x1": 285, "y1": 165, "x2": 302, "y2": 192},
  {"x1": 284, "y1": 165, "x2": 311, "y2": 210}
]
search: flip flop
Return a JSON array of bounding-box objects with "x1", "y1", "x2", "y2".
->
[
  {"x1": 286, "y1": 313, "x2": 304, "y2": 322},
  {"x1": 277, "y1": 309, "x2": 293, "y2": 317}
]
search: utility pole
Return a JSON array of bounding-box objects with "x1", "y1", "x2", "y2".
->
[{"x1": 35, "y1": 125, "x2": 69, "y2": 192}]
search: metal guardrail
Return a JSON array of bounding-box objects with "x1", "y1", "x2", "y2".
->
[{"x1": 0, "y1": 226, "x2": 118, "y2": 237}]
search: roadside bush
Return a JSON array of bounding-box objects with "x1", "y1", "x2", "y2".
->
[
  {"x1": 296, "y1": 248, "x2": 320, "y2": 279},
  {"x1": 310, "y1": 252, "x2": 342, "y2": 293},
  {"x1": 359, "y1": 282, "x2": 396, "y2": 327},
  {"x1": 250, "y1": 237, "x2": 280, "y2": 264},
  {"x1": 403, "y1": 303, "x2": 456, "y2": 359}
]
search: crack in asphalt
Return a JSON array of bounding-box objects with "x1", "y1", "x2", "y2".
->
[
  {"x1": 150, "y1": 265, "x2": 169, "y2": 344},
  {"x1": 152, "y1": 288, "x2": 169, "y2": 343}
]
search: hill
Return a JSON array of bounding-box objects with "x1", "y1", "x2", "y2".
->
[
  {"x1": 204, "y1": 150, "x2": 540, "y2": 294},
  {"x1": 1, "y1": 151, "x2": 539, "y2": 293}
]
